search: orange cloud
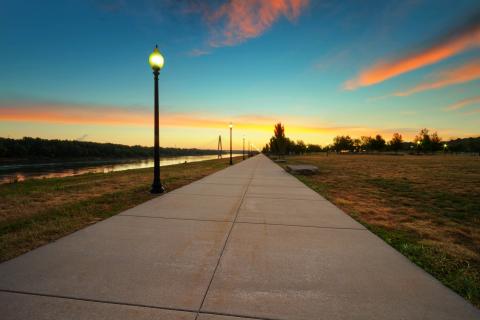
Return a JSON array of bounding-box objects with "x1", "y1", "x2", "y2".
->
[
  {"x1": 0, "y1": 103, "x2": 151, "y2": 126},
  {"x1": 345, "y1": 18, "x2": 480, "y2": 90},
  {"x1": 445, "y1": 95, "x2": 480, "y2": 111},
  {"x1": 206, "y1": 0, "x2": 309, "y2": 46},
  {"x1": 0, "y1": 100, "x2": 370, "y2": 138},
  {"x1": 392, "y1": 58, "x2": 480, "y2": 96},
  {"x1": 4, "y1": 100, "x2": 470, "y2": 146}
]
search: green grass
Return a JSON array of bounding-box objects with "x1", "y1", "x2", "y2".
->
[
  {"x1": 281, "y1": 154, "x2": 480, "y2": 307},
  {"x1": 368, "y1": 224, "x2": 479, "y2": 304},
  {"x1": 0, "y1": 157, "x2": 239, "y2": 262}
]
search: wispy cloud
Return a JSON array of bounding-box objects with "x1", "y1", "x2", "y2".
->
[
  {"x1": 2, "y1": 100, "x2": 473, "y2": 143},
  {"x1": 203, "y1": 0, "x2": 309, "y2": 47},
  {"x1": 0, "y1": 102, "x2": 151, "y2": 126},
  {"x1": 393, "y1": 58, "x2": 480, "y2": 96},
  {"x1": 96, "y1": 1, "x2": 309, "y2": 54},
  {"x1": 0, "y1": 100, "x2": 344, "y2": 134},
  {"x1": 369, "y1": 59, "x2": 480, "y2": 100},
  {"x1": 445, "y1": 95, "x2": 480, "y2": 111},
  {"x1": 344, "y1": 11, "x2": 480, "y2": 90},
  {"x1": 76, "y1": 134, "x2": 89, "y2": 141},
  {"x1": 463, "y1": 108, "x2": 480, "y2": 115},
  {"x1": 0, "y1": 99, "x2": 400, "y2": 139},
  {"x1": 188, "y1": 48, "x2": 211, "y2": 57}
]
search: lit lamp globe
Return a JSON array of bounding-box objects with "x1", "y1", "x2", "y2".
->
[{"x1": 149, "y1": 46, "x2": 165, "y2": 71}]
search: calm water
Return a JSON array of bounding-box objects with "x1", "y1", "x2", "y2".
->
[{"x1": 0, "y1": 154, "x2": 241, "y2": 184}]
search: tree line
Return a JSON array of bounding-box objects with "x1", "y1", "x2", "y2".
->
[
  {"x1": 262, "y1": 123, "x2": 322, "y2": 155},
  {"x1": 329, "y1": 128, "x2": 480, "y2": 153},
  {"x1": 262, "y1": 123, "x2": 480, "y2": 155},
  {"x1": 0, "y1": 137, "x2": 221, "y2": 160}
]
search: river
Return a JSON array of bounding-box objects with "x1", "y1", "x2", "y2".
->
[{"x1": 0, "y1": 154, "x2": 242, "y2": 184}]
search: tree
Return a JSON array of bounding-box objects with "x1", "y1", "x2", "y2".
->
[
  {"x1": 268, "y1": 123, "x2": 287, "y2": 156},
  {"x1": 448, "y1": 137, "x2": 480, "y2": 154},
  {"x1": 294, "y1": 140, "x2": 307, "y2": 154},
  {"x1": 430, "y1": 132, "x2": 442, "y2": 152},
  {"x1": 262, "y1": 144, "x2": 270, "y2": 154},
  {"x1": 332, "y1": 135, "x2": 354, "y2": 152},
  {"x1": 269, "y1": 136, "x2": 280, "y2": 154},
  {"x1": 0, "y1": 137, "x2": 220, "y2": 159},
  {"x1": 353, "y1": 139, "x2": 362, "y2": 152},
  {"x1": 274, "y1": 123, "x2": 285, "y2": 139},
  {"x1": 285, "y1": 137, "x2": 295, "y2": 154},
  {"x1": 413, "y1": 128, "x2": 442, "y2": 153},
  {"x1": 371, "y1": 134, "x2": 386, "y2": 151},
  {"x1": 414, "y1": 128, "x2": 431, "y2": 152},
  {"x1": 307, "y1": 144, "x2": 322, "y2": 152},
  {"x1": 360, "y1": 136, "x2": 374, "y2": 152},
  {"x1": 389, "y1": 133, "x2": 403, "y2": 153}
]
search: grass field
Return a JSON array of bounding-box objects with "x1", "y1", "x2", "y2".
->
[
  {"x1": 0, "y1": 156, "x2": 239, "y2": 262},
  {"x1": 282, "y1": 153, "x2": 480, "y2": 307}
]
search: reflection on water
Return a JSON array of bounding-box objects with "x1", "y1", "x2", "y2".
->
[{"x1": 0, "y1": 154, "x2": 241, "y2": 184}]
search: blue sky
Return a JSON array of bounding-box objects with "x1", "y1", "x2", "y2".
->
[{"x1": 1, "y1": 0, "x2": 479, "y2": 148}]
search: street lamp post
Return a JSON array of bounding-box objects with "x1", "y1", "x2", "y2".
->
[
  {"x1": 243, "y1": 135, "x2": 245, "y2": 160},
  {"x1": 149, "y1": 45, "x2": 165, "y2": 194},
  {"x1": 229, "y1": 122, "x2": 233, "y2": 165}
]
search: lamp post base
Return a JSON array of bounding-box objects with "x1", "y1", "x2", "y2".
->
[{"x1": 150, "y1": 183, "x2": 165, "y2": 194}]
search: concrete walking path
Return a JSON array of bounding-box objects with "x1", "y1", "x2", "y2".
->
[{"x1": 0, "y1": 154, "x2": 479, "y2": 319}]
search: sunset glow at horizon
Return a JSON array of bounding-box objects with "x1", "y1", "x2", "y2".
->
[{"x1": 1, "y1": 1, "x2": 479, "y2": 149}]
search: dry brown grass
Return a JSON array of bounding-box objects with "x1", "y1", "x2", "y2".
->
[
  {"x1": 284, "y1": 153, "x2": 480, "y2": 306},
  {"x1": 0, "y1": 157, "x2": 240, "y2": 261}
]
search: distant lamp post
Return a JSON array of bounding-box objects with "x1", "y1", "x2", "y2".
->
[
  {"x1": 229, "y1": 122, "x2": 233, "y2": 165},
  {"x1": 149, "y1": 45, "x2": 165, "y2": 194},
  {"x1": 443, "y1": 143, "x2": 448, "y2": 153},
  {"x1": 243, "y1": 135, "x2": 246, "y2": 160}
]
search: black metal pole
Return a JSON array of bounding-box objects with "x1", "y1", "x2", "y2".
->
[
  {"x1": 243, "y1": 137, "x2": 245, "y2": 160},
  {"x1": 229, "y1": 126, "x2": 233, "y2": 165},
  {"x1": 151, "y1": 69, "x2": 164, "y2": 194}
]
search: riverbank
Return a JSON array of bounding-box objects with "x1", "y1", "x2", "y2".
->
[
  {"x1": 0, "y1": 156, "x2": 242, "y2": 262},
  {"x1": 0, "y1": 154, "x2": 243, "y2": 184},
  {"x1": 0, "y1": 154, "x2": 239, "y2": 165}
]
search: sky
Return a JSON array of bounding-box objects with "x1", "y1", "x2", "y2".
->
[{"x1": 1, "y1": 0, "x2": 479, "y2": 149}]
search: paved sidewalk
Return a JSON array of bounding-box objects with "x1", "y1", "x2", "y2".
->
[{"x1": 0, "y1": 154, "x2": 478, "y2": 319}]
